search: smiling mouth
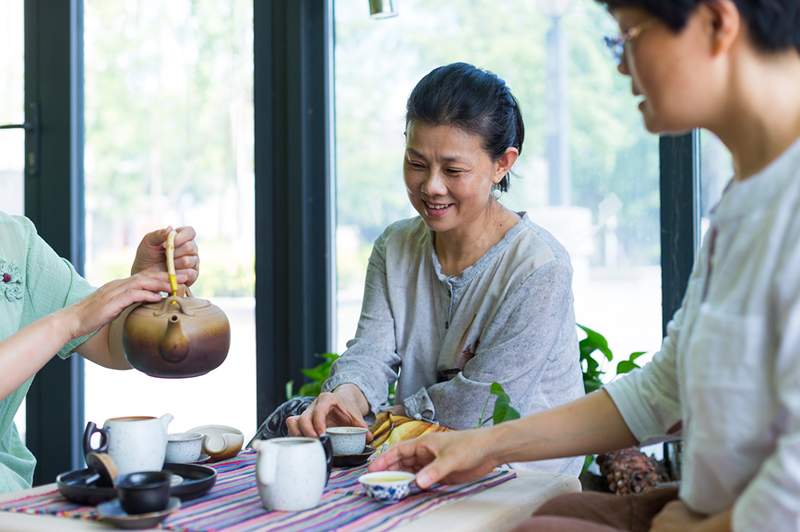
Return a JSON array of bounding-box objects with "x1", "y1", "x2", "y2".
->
[
  {"x1": 422, "y1": 200, "x2": 454, "y2": 217},
  {"x1": 424, "y1": 201, "x2": 453, "y2": 210}
]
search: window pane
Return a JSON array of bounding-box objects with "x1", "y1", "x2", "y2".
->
[
  {"x1": 83, "y1": 1, "x2": 256, "y2": 435},
  {"x1": 700, "y1": 131, "x2": 733, "y2": 241},
  {"x1": 334, "y1": 0, "x2": 662, "y2": 372},
  {"x1": 1, "y1": 0, "x2": 26, "y2": 439}
]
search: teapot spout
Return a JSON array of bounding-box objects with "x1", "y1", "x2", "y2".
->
[
  {"x1": 159, "y1": 314, "x2": 190, "y2": 363},
  {"x1": 159, "y1": 413, "x2": 174, "y2": 430}
]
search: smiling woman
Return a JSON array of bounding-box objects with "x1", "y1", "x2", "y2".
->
[{"x1": 285, "y1": 62, "x2": 585, "y2": 476}]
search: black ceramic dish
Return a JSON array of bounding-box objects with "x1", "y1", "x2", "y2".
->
[
  {"x1": 56, "y1": 463, "x2": 217, "y2": 505},
  {"x1": 96, "y1": 496, "x2": 180, "y2": 530},
  {"x1": 117, "y1": 471, "x2": 171, "y2": 514},
  {"x1": 332, "y1": 445, "x2": 375, "y2": 468}
]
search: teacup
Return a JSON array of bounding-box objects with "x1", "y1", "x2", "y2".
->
[
  {"x1": 83, "y1": 414, "x2": 173, "y2": 477},
  {"x1": 254, "y1": 436, "x2": 333, "y2": 511},
  {"x1": 117, "y1": 471, "x2": 172, "y2": 514},
  {"x1": 327, "y1": 427, "x2": 368, "y2": 456},
  {"x1": 166, "y1": 432, "x2": 204, "y2": 464},
  {"x1": 358, "y1": 471, "x2": 416, "y2": 503}
]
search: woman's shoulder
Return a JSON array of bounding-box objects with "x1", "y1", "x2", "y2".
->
[
  {"x1": 510, "y1": 213, "x2": 572, "y2": 272},
  {"x1": 377, "y1": 216, "x2": 428, "y2": 248},
  {"x1": 0, "y1": 212, "x2": 37, "y2": 252}
]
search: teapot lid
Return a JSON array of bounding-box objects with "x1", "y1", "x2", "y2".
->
[{"x1": 138, "y1": 294, "x2": 212, "y2": 315}]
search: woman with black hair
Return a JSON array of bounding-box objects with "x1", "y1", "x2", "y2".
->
[
  {"x1": 370, "y1": 1, "x2": 800, "y2": 530},
  {"x1": 284, "y1": 62, "x2": 585, "y2": 475}
]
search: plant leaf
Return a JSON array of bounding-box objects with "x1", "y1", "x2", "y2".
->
[
  {"x1": 285, "y1": 380, "x2": 295, "y2": 400},
  {"x1": 577, "y1": 324, "x2": 614, "y2": 361}
]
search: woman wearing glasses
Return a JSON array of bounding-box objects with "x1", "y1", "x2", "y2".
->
[
  {"x1": 273, "y1": 62, "x2": 585, "y2": 475},
  {"x1": 371, "y1": 1, "x2": 800, "y2": 531},
  {"x1": 0, "y1": 217, "x2": 199, "y2": 492}
]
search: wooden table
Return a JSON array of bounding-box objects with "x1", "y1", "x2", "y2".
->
[{"x1": 0, "y1": 470, "x2": 580, "y2": 531}]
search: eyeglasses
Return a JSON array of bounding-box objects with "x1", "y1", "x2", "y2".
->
[{"x1": 603, "y1": 19, "x2": 656, "y2": 63}]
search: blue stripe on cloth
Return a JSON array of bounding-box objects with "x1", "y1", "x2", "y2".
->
[{"x1": 0, "y1": 450, "x2": 516, "y2": 531}]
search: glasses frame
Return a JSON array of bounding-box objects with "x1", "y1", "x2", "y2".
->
[{"x1": 604, "y1": 19, "x2": 657, "y2": 63}]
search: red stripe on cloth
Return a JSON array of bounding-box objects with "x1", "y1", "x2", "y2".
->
[{"x1": 0, "y1": 451, "x2": 516, "y2": 531}]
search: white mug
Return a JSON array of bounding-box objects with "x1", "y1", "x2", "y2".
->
[
  {"x1": 84, "y1": 414, "x2": 173, "y2": 477},
  {"x1": 254, "y1": 437, "x2": 332, "y2": 512}
]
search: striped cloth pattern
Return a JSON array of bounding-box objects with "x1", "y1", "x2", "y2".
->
[{"x1": 0, "y1": 450, "x2": 515, "y2": 531}]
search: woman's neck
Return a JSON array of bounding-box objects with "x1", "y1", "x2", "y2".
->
[
  {"x1": 434, "y1": 200, "x2": 519, "y2": 277},
  {"x1": 711, "y1": 50, "x2": 800, "y2": 180}
]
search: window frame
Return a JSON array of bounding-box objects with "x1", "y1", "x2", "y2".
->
[{"x1": 21, "y1": 0, "x2": 698, "y2": 484}]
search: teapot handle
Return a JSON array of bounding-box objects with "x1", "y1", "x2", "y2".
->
[{"x1": 83, "y1": 421, "x2": 109, "y2": 457}]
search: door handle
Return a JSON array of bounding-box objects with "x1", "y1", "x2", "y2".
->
[{"x1": 0, "y1": 103, "x2": 40, "y2": 176}]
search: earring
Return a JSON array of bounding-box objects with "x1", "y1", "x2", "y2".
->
[{"x1": 492, "y1": 187, "x2": 502, "y2": 200}]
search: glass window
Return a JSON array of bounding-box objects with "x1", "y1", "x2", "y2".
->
[
  {"x1": 83, "y1": 1, "x2": 256, "y2": 435},
  {"x1": 334, "y1": 0, "x2": 662, "y2": 373},
  {"x1": 1, "y1": 0, "x2": 27, "y2": 439}
]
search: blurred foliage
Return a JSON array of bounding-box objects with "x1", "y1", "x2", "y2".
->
[
  {"x1": 578, "y1": 324, "x2": 645, "y2": 393},
  {"x1": 335, "y1": 0, "x2": 660, "y2": 264}
]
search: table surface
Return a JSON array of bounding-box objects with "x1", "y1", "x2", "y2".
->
[{"x1": 0, "y1": 469, "x2": 580, "y2": 531}]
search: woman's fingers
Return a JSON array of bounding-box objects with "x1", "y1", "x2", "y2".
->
[
  {"x1": 297, "y1": 411, "x2": 320, "y2": 437},
  {"x1": 171, "y1": 226, "x2": 197, "y2": 248},
  {"x1": 286, "y1": 416, "x2": 301, "y2": 436}
]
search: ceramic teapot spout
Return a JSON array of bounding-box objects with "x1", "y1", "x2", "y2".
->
[
  {"x1": 159, "y1": 413, "x2": 174, "y2": 431},
  {"x1": 159, "y1": 314, "x2": 190, "y2": 363}
]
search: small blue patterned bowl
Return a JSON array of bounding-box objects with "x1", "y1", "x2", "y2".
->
[{"x1": 358, "y1": 472, "x2": 416, "y2": 504}]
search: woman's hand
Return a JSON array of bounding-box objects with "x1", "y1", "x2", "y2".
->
[
  {"x1": 131, "y1": 226, "x2": 199, "y2": 286},
  {"x1": 368, "y1": 427, "x2": 498, "y2": 489},
  {"x1": 62, "y1": 271, "x2": 174, "y2": 339},
  {"x1": 286, "y1": 384, "x2": 371, "y2": 438}
]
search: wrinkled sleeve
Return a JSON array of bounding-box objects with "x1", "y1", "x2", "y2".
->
[
  {"x1": 322, "y1": 233, "x2": 401, "y2": 413},
  {"x1": 402, "y1": 259, "x2": 578, "y2": 430},
  {"x1": 603, "y1": 277, "x2": 697, "y2": 444},
  {"x1": 731, "y1": 233, "x2": 800, "y2": 531},
  {"x1": 22, "y1": 217, "x2": 96, "y2": 359}
]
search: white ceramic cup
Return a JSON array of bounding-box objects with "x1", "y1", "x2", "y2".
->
[
  {"x1": 166, "y1": 432, "x2": 204, "y2": 464},
  {"x1": 84, "y1": 414, "x2": 173, "y2": 477},
  {"x1": 326, "y1": 427, "x2": 367, "y2": 456},
  {"x1": 255, "y1": 437, "x2": 329, "y2": 511}
]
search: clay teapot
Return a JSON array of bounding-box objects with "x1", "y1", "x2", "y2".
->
[{"x1": 122, "y1": 231, "x2": 231, "y2": 378}]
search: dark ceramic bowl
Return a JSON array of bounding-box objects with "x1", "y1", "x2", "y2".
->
[{"x1": 117, "y1": 471, "x2": 171, "y2": 514}]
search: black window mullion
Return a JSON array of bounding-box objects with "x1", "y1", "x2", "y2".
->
[
  {"x1": 659, "y1": 131, "x2": 701, "y2": 335},
  {"x1": 24, "y1": 0, "x2": 85, "y2": 485},
  {"x1": 254, "y1": 0, "x2": 334, "y2": 424}
]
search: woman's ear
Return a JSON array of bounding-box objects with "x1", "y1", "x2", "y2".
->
[
  {"x1": 494, "y1": 147, "x2": 519, "y2": 184},
  {"x1": 703, "y1": 0, "x2": 741, "y2": 57}
]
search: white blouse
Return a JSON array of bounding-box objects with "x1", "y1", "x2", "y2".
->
[{"x1": 606, "y1": 139, "x2": 800, "y2": 531}]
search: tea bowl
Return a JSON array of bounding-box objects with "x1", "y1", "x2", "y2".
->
[
  {"x1": 358, "y1": 471, "x2": 416, "y2": 503},
  {"x1": 166, "y1": 432, "x2": 204, "y2": 464},
  {"x1": 116, "y1": 471, "x2": 171, "y2": 514},
  {"x1": 327, "y1": 426, "x2": 367, "y2": 456}
]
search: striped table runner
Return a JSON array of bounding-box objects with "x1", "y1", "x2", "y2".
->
[{"x1": 0, "y1": 450, "x2": 516, "y2": 531}]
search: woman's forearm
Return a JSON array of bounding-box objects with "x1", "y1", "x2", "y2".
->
[
  {"x1": 490, "y1": 390, "x2": 637, "y2": 465},
  {"x1": 0, "y1": 310, "x2": 75, "y2": 400}
]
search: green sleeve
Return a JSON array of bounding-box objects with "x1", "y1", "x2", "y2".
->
[{"x1": 22, "y1": 218, "x2": 97, "y2": 359}]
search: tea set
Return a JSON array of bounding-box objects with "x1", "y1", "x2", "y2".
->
[
  {"x1": 54, "y1": 233, "x2": 415, "y2": 526},
  {"x1": 54, "y1": 414, "x2": 242, "y2": 528},
  {"x1": 252, "y1": 425, "x2": 417, "y2": 511}
]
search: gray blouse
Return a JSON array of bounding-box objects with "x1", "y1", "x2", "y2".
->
[{"x1": 323, "y1": 213, "x2": 584, "y2": 474}]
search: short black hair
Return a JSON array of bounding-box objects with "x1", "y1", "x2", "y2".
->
[
  {"x1": 596, "y1": 0, "x2": 800, "y2": 53},
  {"x1": 406, "y1": 62, "x2": 524, "y2": 192}
]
